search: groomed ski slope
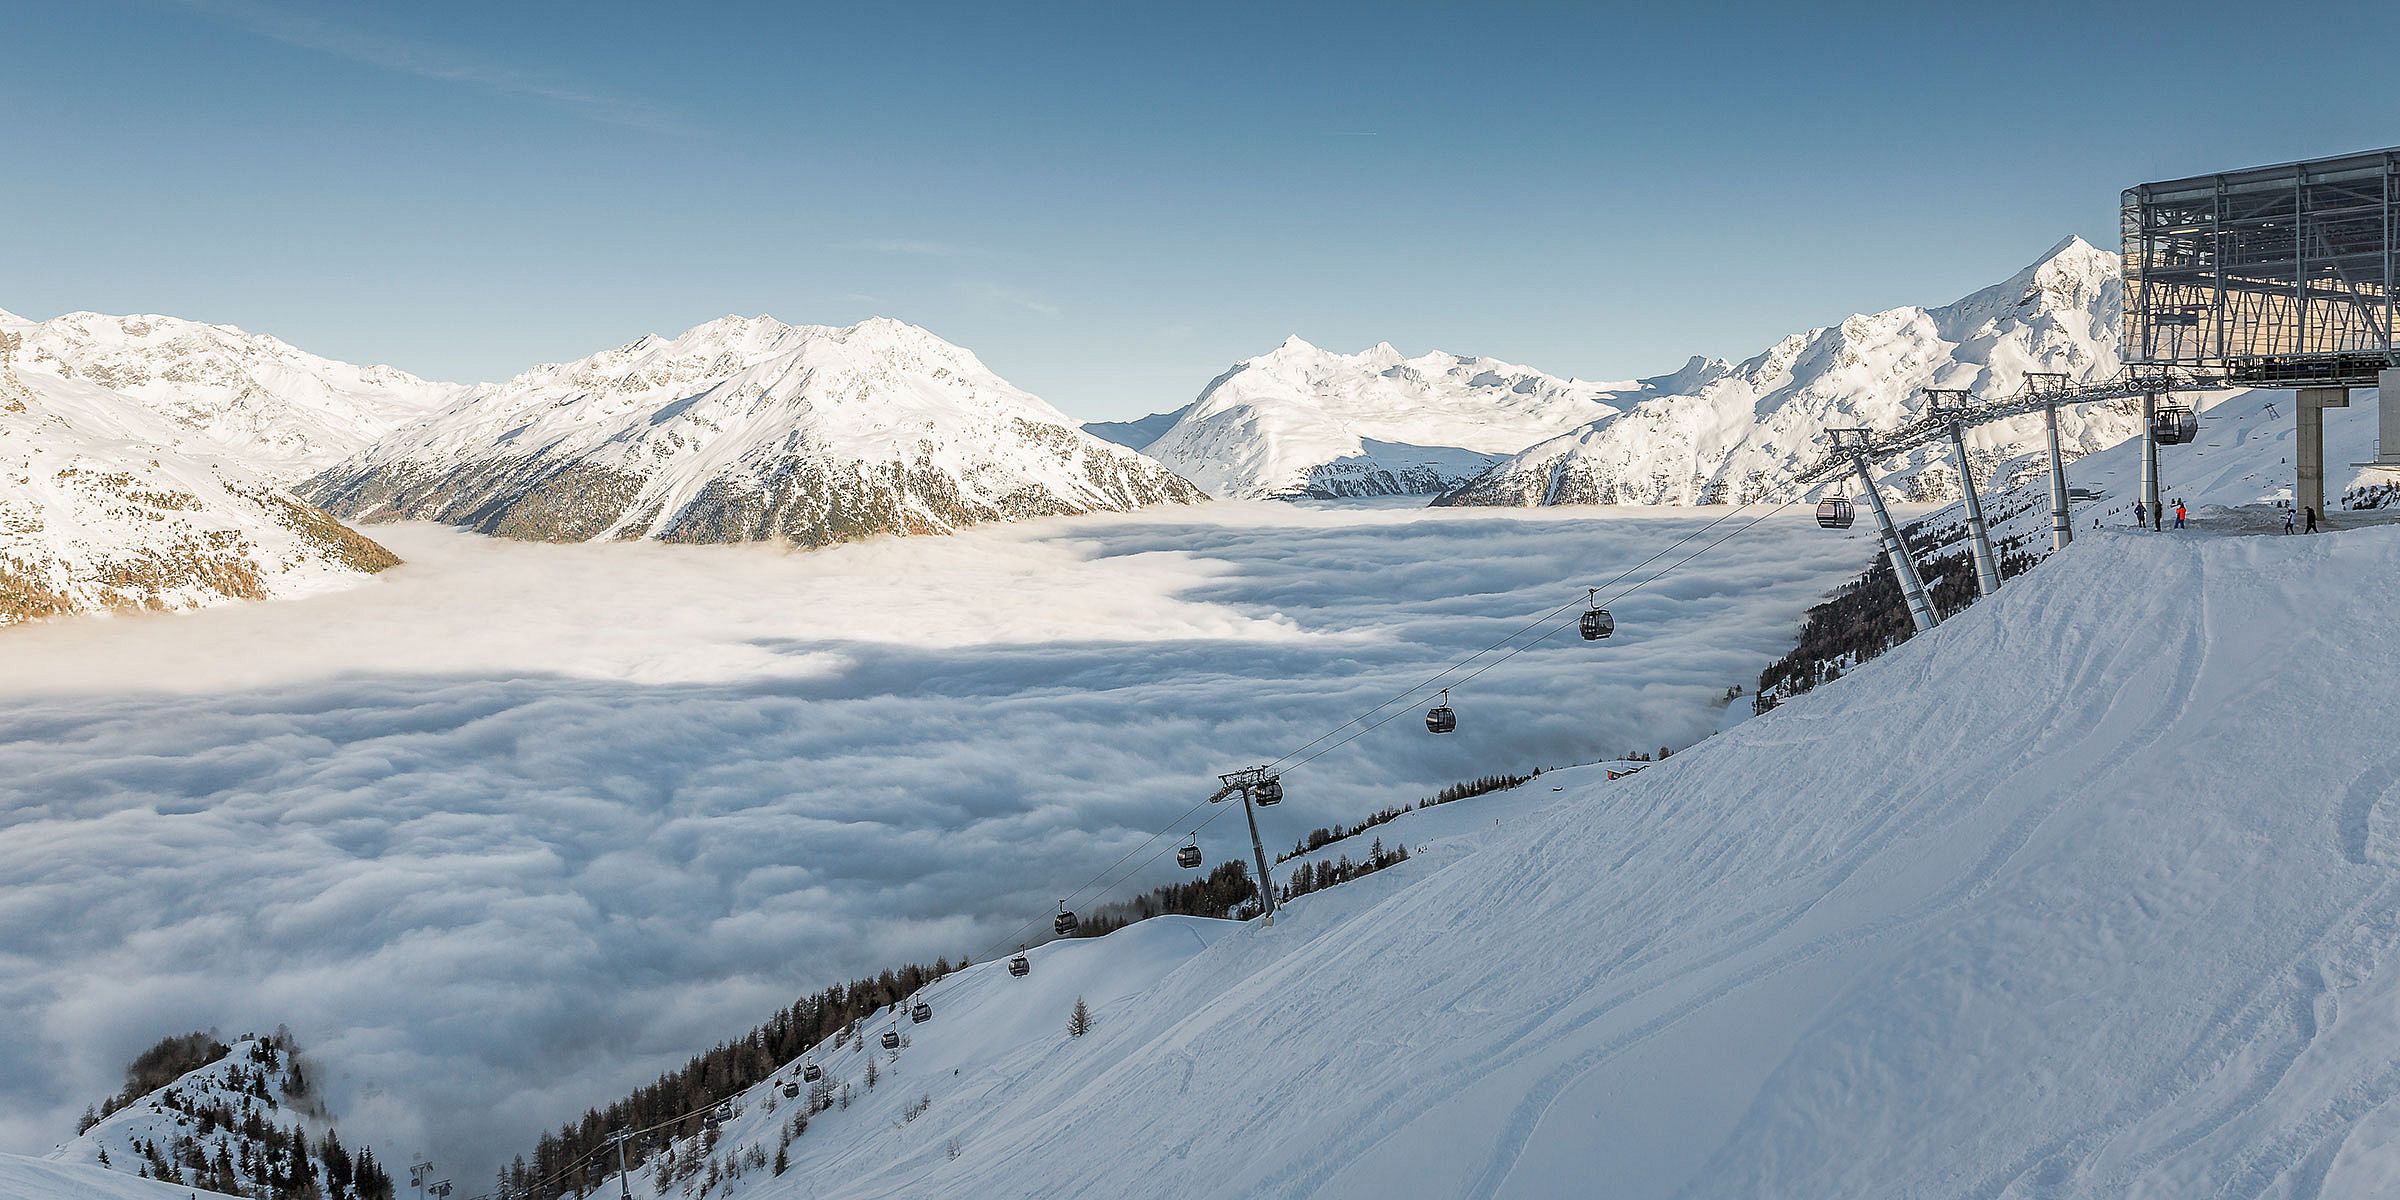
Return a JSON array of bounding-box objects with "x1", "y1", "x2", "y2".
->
[
  {"x1": 0, "y1": 1153, "x2": 240, "y2": 1200},
  {"x1": 681, "y1": 522, "x2": 2400, "y2": 1199}
]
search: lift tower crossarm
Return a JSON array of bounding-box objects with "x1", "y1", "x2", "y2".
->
[{"x1": 1791, "y1": 366, "x2": 2229, "y2": 487}]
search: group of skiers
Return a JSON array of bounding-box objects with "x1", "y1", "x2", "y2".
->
[{"x1": 2124, "y1": 498, "x2": 2318, "y2": 533}]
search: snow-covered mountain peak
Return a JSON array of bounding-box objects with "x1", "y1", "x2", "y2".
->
[
  {"x1": 1138, "y1": 337, "x2": 1636, "y2": 498},
  {"x1": 305, "y1": 316, "x2": 1202, "y2": 547},
  {"x1": 1441, "y1": 236, "x2": 2131, "y2": 508},
  {"x1": 4, "y1": 310, "x2": 458, "y2": 480}
]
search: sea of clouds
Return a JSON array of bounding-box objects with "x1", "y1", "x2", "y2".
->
[{"x1": 0, "y1": 503, "x2": 1874, "y2": 1180}]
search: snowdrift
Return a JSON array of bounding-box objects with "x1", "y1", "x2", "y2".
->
[{"x1": 648, "y1": 523, "x2": 2400, "y2": 1198}]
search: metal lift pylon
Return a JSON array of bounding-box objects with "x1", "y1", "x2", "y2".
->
[
  {"x1": 1925, "y1": 389, "x2": 2000, "y2": 599},
  {"x1": 1828, "y1": 428, "x2": 1939, "y2": 635},
  {"x1": 2024, "y1": 373, "x2": 2073, "y2": 551}
]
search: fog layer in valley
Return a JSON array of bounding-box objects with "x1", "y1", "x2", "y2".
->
[{"x1": 0, "y1": 503, "x2": 1873, "y2": 1177}]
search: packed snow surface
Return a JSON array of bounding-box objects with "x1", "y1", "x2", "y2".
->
[
  {"x1": 0, "y1": 1153, "x2": 240, "y2": 1200},
  {"x1": 614, "y1": 522, "x2": 2400, "y2": 1198},
  {"x1": 303, "y1": 315, "x2": 1202, "y2": 545},
  {"x1": 1444, "y1": 237, "x2": 2132, "y2": 507},
  {"x1": 1136, "y1": 337, "x2": 1635, "y2": 499}
]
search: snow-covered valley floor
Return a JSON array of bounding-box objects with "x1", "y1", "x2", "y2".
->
[{"x1": 0, "y1": 503, "x2": 1873, "y2": 1181}]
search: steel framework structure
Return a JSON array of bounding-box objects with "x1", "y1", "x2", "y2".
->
[{"x1": 2123, "y1": 147, "x2": 2400, "y2": 386}]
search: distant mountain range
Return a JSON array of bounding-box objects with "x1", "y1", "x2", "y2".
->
[
  {"x1": 1440, "y1": 238, "x2": 2132, "y2": 506},
  {"x1": 0, "y1": 236, "x2": 2137, "y2": 624},
  {"x1": 1087, "y1": 337, "x2": 1633, "y2": 499},
  {"x1": 303, "y1": 315, "x2": 1202, "y2": 546}
]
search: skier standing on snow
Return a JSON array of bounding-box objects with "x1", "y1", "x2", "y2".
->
[{"x1": 2174, "y1": 502, "x2": 2187, "y2": 528}]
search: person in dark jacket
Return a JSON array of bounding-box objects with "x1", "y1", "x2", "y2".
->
[
  {"x1": 2306, "y1": 506, "x2": 2320, "y2": 533},
  {"x1": 2133, "y1": 500, "x2": 2146, "y2": 527}
]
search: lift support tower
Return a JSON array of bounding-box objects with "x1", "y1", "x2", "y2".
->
[
  {"x1": 1828, "y1": 428, "x2": 1939, "y2": 635},
  {"x1": 1925, "y1": 389, "x2": 2001, "y2": 598},
  {"x1": 2024, "y1": 372, "x2": 2074, "y2": 550}
]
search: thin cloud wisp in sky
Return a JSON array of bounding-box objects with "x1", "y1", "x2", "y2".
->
[{"x1": 169, "y1": 0, "x2": 692, "y2": 136}]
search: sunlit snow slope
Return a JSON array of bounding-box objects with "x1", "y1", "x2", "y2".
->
[{"x1": 648, "y1": 524, "x2": 2400, "y2": 1198}]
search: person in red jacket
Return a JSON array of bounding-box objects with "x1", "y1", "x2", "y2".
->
[{"x1": 2174, "y1": 502, "x2": 2187, "y2": 528}]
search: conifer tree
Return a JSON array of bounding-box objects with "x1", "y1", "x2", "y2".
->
[{"x1": 1068, "y1": 998, "x2": 1092, "y2": 1038}]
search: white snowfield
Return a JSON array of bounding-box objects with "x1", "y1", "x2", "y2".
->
[
  {"x1": 634, "y1": 523, "x2": 2400, "y2": 1199},
  {"x1": 0, "y1": 330, "x2": 399, "y2": 624},
  {"x1": 1444, "y1": 237, "x2": 2135, "y2": 507},
  {"x1": 1135, "y1": 337, "x2": 1638, "y2": 499},
  {"x1": 304, "y1": 315, "x2": 1204, "y2": 545},
  {"x1": 3, "y1": 310, "x2": 456, "y2": 482},
  {"x1": 0, "y1": 1153, "x2": 241, "y2": 1200}
]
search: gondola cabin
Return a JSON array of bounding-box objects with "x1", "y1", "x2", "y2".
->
[
  {"x1": 1426, "y1": 688, "x2": 1456, "y2": 734},
  {"x1": 2153, "y1": 404, "x2": 2198, "y2": 445},
  {"x1": 1579, "y1": 607, "x2": 1614, "y2": 640},
  {"x1": 803, "y1": 1062, "x2": 822, "y2": 1083},
  {"x1": 1008, "y1": 954, "x2": 1030, "y2": 977},
  {"x1": 1054, "y1": 903, "x2": 1080, "y2": 936},
  {"x1": 782, "y1": 1082, "x2": 799, "y2": 1098},
  {"x1": 1177, "y1": 838, "x2": 1203, "y2": 869},
  {"x1": 1254, "y1": 777, "x2": 1283, "y2": 806},
  {"x1": 880, "y1": 1027, "x2": 900, "y2": 1050},
  {"x1": 910, "y1": 1001, "x2": 932, "y2": 1023},
  {"x1": 1816, "y1": 497, "x2": 1855, "y2": 529}
]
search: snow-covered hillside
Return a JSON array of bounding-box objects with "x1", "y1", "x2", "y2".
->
[
  {"x1": 5, "y1": 311, "x2": 456, "y2": 482},
  {"x1": 303, "y1": 316, "x2": 1205, "y2": 546},
  {"x1": 1443, "y1": 237, "x2": 2131, "y2": 507},
  {"x1": 582, "y1": 518, "x2": 2400, "y2": 1197},
  {"x1": 0, "y1": 1153, "x2": 244, "y2": 1200},
  {"x1": 44, "y1": 1033, "x2": 389, "y2": 1200},
  {"x1": 1132, "y1": 338, "x2": 1636, "y2": 499},
  {"x1": 0, "y1": 326, "x2": 401, "y2": 625}
]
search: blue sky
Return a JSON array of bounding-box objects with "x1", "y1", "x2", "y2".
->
[{"x1": 7, "y1": 1, "x2": 2399, "y2": 420}]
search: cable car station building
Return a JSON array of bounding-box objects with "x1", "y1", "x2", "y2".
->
[{"x1": 2123, "y1": 147, "x2": 2400, "y2": 516}]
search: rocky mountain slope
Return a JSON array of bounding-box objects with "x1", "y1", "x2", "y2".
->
[
  {"x1": 0, "y1": 323, "x2": 401, "y2": 626},
  {"x1": 1441, "y1": 237, "x2": 2134, "y2": 507},
  {"x1": 303, "y1": 316, "x2": 1205, "y2": 546},
  {"x1": 1127, "y1": 338, "x2": 1637, "y2": 499},
  {"x1": 4, "y1": 311, "x2": 455, "y2": 482}
]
